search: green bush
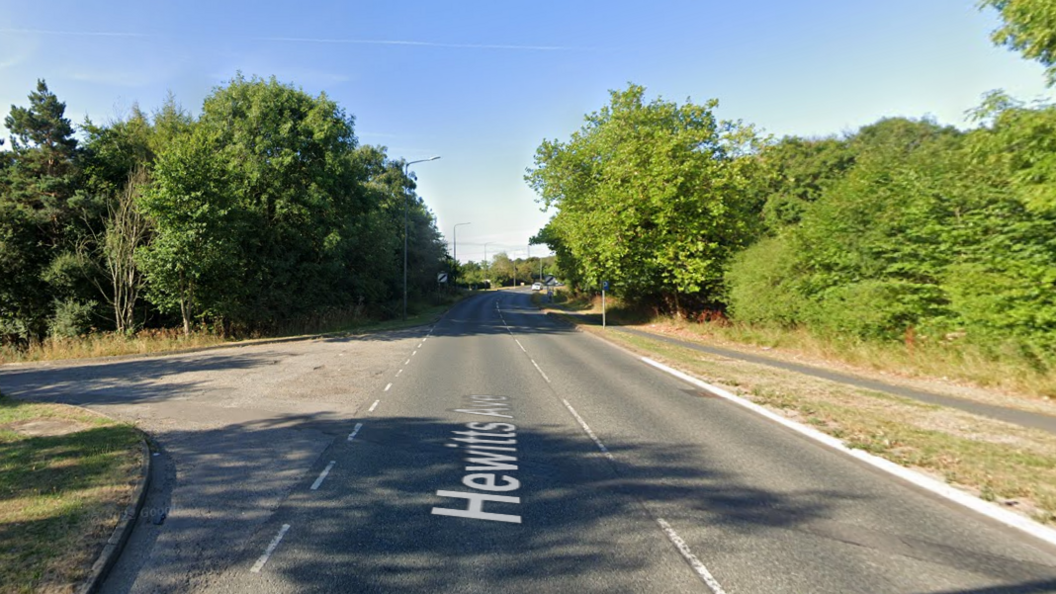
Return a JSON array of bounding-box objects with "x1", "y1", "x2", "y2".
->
[
  {"x1": 48, "y1": 299, "x2": 97, "y2": 338},
  {"x1": 725, "y1": 235, "x2": 809, "y2": 326}
]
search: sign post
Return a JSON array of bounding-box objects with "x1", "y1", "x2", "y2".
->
[{"x1": 601, "y1": 280, "x2": 609, "y2": 328}]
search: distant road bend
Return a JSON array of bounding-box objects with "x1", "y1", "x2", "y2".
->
[{"x1": 2, "y1": 290, "x2": 1056, "y2": 593}]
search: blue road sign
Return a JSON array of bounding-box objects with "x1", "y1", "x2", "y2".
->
[{"x1": 602, "y1": 280, "x2": 609, "y2": 291}]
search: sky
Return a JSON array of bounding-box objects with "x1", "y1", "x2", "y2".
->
[{"x1": 1, "y1": 0, "x2": 1051, "y2": 263}]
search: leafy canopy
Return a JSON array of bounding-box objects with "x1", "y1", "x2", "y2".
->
[{"x1": 526, "y1": 83, "x2": 761, "y2": 309}]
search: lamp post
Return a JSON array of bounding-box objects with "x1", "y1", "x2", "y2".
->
[
  {"x1": 452, "y1": 223, "x2": 471, "y2": 286},
  {"x1": 453, "y1": 222, "x2": 472, "y2": 263},
  {"x1": 483, "y1": 242, "x2": 495, "y2": 290},
  {"x1": 403, "y1": 156, "x2": 440, "y2": 320}
]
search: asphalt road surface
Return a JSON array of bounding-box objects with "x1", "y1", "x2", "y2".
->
[{"x1": 3, "y1": 290, "x2": 1056, "y2": 593}]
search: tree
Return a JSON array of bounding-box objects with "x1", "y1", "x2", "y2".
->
[
  {"x1": 85, "y1": 167, "x2": 151, "y2": 334},
  {"x1": 755, "y1": 136, "x2": 855, "y2": 232},
  {"x1": 137, "y1": 129, "x2": 234, "y2": 335},
  {"x1": 3, "y1": 79, "x2": 79, "y2": 224},
  {"x1": 0, "y1": 80, "x2": 81, "y2": 344},
  {"x1": 490, "y1": 252, "x2": 516, "y2": 286},
  {"x1": 526, "y1": 83, "x2": 761, "y2": 313},
  {"x1": 981, "y1": 0, "x2": 1056, "y2": 85}
]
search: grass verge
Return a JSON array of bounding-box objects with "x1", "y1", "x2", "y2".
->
[
  {"x1": 0, "y1": 293, "x2": 472, "y2": 365},
  {"x1": 0, "y1": 392, "x2": 142, "y2": 594},
  {"x1": 539, "y1": 296, "x2": 1056, "y2": 527},
  {"x1": 542, "y1": 289, "x2": 1056, "y2": 401}
]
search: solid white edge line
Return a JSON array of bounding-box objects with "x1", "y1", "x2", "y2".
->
[
  {"x1": 368, "y1": 399, "x2": 380, "y2": 412},
  {"x1": 531, "y1": 360, "x2": 551, "y2": 383},
  {"x1": 384, "y1": 382, "x2": 392, "y2": 392},
  {"x1": 347, "y1": 422, "x2": 364, "y2": 442},
  {"x1": 562, "y1": 399, "x2": 615, "y2": 462},
  {"x1": 310, "y1": 460, "x2": 336, "y2": 490},
  {"x1": 641, "y1": 357, "x2": 1056, "y2": 548},
  {"x1": 250, "y1": 523, "x2": 291, "y2": 573},
  {"x1": 656, "y1": 518, "x2": 727, "y2": 593}
]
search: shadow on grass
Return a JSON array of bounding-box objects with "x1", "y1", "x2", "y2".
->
[{"x1": 0, "y1": 406, "x2": 140, "y2": 594}]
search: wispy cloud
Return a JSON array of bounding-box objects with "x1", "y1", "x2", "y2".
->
[
  {"x1": 0, "y1": 52, "x2": 28, "y2": 70},
  {"x1": 254, "y1": 37, "x2": 594, "y2": 52},
  {"x1": 0, "y1": 27, "x2": 149, "y2": 39},
  {"x1": 0, "y1": 27, "x2": 594, "y2": 52}
]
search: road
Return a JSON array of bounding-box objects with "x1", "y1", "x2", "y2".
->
[{"x1": 3, "y1": 290, "x2": 1056, "y2": 593}]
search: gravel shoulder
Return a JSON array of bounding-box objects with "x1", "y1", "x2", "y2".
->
[{"x1": 0, "y1": 327, "x2": 428, "y2": 594}]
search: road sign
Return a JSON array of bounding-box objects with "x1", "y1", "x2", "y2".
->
[
  {"x1": 602, "y1": 280, "x2": 610, "y2": 291},
  {"x1": 544, "y1": 275, "x2": 556, "y2": 286},
  {"x1": 438, "y1": 272, "x2": 448, "y2": 283}
]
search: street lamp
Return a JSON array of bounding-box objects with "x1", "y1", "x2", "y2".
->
[
  {"x1": 483, "y1": 242, "x2": 495, "y2": 289},
  {"x1": 452, "y1": 222, "x2": 471, "y2": 264},
  {"x1": 403, "y1": 156, "x2": 440, "y2": 320}
]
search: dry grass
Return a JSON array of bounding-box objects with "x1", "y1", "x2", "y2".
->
[
  {"x1": 0, "y1": 328, "x2": 229, "y2": 365},
  {"x1": 0, "y1": 296, "x2": 467, "y2": 365},
  {"x1": 657, "y1": 318, "x2": 1056, "y2": 402},
  {"x1": 0, "y1": 394, "x2": 142, "y2": 594},
  {"x1": 596, "y1": 329, "x2": 1056, "y2": 526},
  {"x1": 541, "y1": 287, "x2": 1056, "y2": 401}
]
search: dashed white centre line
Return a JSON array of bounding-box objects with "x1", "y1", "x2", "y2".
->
[
  {"x1": 561, "y1": 397, "x2": 727, "y2": 591},
  {"x1": 347, "y1": 422, "x2": 364, "y2": 442},
  {"x1": 368, "y1": 400, "x2": 380, "y2": 412},
  {"x1": 412, "y1": 350, "x2": 417, "y2": 356},
  {"x1": 310, "y1": 461, "x2": 336, "y2": 490},
  {"x1": 405, "y1": 359, "x2": 411, "y2": 365},
  {"x1": 396, "y1": 369, "x2": 403, "y2": 377},
  {"x1": 561, "y1": 399, "x2": 614, "y2": 461},
  {"x1": 418, "y1": 342, "x2": 423, "y2": 348},
  {"x1": 656, "y1": 518, "x2": 727, "y2": 593},
  {"x1": 250, "y1": 524, "x2": 290, "y2": 573},
  {"x1": 384, "y1": 383, "x2": 392, "y2": 392},
  {"x1": 515, "y1": 339, "x2": 527, "y2": 353},
  {"x1": 531, "y1": 359, "x2": 551, "y2": 383}
]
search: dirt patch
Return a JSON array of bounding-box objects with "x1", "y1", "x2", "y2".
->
[{"x1": 1, "y1": 418, "x2": 90, "y2": 437}]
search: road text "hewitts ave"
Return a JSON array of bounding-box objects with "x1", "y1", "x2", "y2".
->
[{"x1": 432, "y1": 395, "x2": 522, "y2": 523}]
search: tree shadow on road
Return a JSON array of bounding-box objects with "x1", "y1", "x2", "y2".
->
[{"x1": 94, "y1": 411, "x2": 1056, "y2": 594}]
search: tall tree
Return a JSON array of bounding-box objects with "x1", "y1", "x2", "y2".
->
[
  {"x1": 89, "y1": 167, "x2": 151, "y2": 334},
  {"x1": 527, "y1": 84, "x2": 761, "y2": 312},
  {"x1": 0, "y1": 80, "x2": 81, "y2": 343},
  {"x1": 3, "y1": 80, "x2": 79, "y2": 226},
  {"x1": 137, "y1": 128, "x2": 234, "y2": 335}
]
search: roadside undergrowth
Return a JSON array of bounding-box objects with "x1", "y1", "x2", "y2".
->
[
  {"x1": 655, "y1": 317, "x2": 1056, "y2": 402},
  {"x1": 541, "y1": 288, "x2": 1056, "y2": 401},
  {"x1": 0, "y1": 294, "x2": 469, "y2": 365}
]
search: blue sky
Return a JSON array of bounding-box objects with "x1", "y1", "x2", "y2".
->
[{"x1": 0, "y1": 0, "x2": 1050, "y2": 262}]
